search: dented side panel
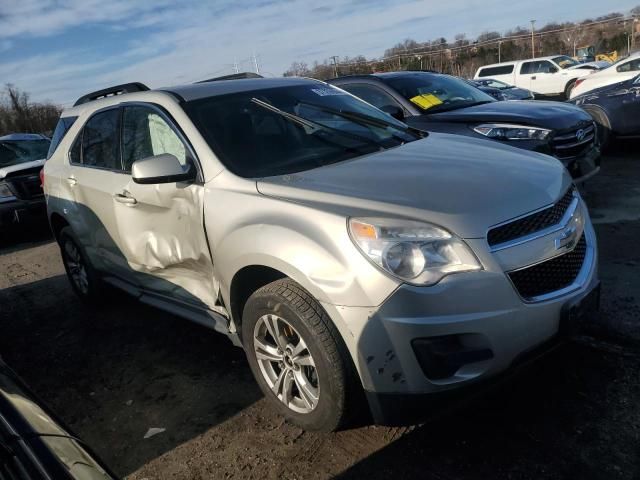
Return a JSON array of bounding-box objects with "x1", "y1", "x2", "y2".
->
[{"x1": 113, "y1": 180, "x2": 219, "y2": 311}]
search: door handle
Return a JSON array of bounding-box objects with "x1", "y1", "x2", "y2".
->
[
  {"x1": 66, "y1": 177, "x2": 77, "y2": 186},
  {"x1": 113, "y1": 192, "x2": 137, "y2": 205},
  {"x1": 531, "y1": 76, "x2": 537, "y2": 80}
]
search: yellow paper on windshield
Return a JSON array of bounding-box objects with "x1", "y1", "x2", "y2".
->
[{"x1": 410, "y1": 94, "x2": 443, "y2": 110}]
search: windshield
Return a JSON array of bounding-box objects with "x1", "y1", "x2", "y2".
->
[
  {"x1": 184, "y1": 84, "x2": 420, "y2": 178},
  {"x1": 552, "y1": 56, "x2": 580, "y2": 69},
  {"x1": 0, "y1": 139, "x2": 50, "y2": 169},
  {"x1": 382, "y1": 73, "x2": 495, "y2": 114}
]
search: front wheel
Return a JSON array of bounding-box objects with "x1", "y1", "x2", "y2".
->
[
  {"x1": 242, "y1": 279, "x2": 355, "y2": 431},
  {"x1": 564, "y1": 79, "x2": 577, "y2": 100}
]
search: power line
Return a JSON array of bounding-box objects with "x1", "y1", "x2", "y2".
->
[{"x1": 334, "y1": 14, "x2": 632, "y2": 69}]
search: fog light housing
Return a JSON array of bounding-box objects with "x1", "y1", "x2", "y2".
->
[{"x1": 412, "y1": 335, "x2": 494, "y2": 380}]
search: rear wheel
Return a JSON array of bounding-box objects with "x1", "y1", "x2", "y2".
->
[
  {"x1": 242, "y1": 278, "x2": 355, "y2": 431},
  {"x1": 59, "y1": 226, "x2": 102, "y2": 303}
]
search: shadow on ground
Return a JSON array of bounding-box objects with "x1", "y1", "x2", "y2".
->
[{"x1": 0, "y1": 273, "x2": 262, "y2": 476}]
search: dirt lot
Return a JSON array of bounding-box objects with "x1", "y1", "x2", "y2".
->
[{"x1": 1, "y1": 144, "x2": 640, "y2": 480}]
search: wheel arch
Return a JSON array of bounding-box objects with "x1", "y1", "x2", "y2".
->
[
  {"x1": 229, "y1": 264, "x2": 287, "y2": 334},
  {"x1": 49, "y1": 212, "x2": 69, "y2": 242}
]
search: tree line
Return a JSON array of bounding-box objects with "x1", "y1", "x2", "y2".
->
[
  {"x1": 284, "y1": 6, "x2": 640, "y2": 80},
  {"x1": 0, "y1": 85, "x2": 62, "y2": 137}
]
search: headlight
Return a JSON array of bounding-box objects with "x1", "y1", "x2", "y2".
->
[
  {"x1": 348, "y1": 218, "x2": 482, "y2": 286},
  {"x1": 0, "y1": 181, "x2": 15, "y2": 199},
  {"x1": 473, "y1": 124, "x2": 551, "y2": 140}
]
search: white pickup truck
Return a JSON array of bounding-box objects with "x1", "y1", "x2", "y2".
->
[{"x1": 474, "y1": 55, "x2": 593, "y2": 98}]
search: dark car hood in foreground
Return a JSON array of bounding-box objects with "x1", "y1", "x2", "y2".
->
[
  {"x1": 0, "y1": 359, "x2": 115, "y2": 479},
  {"x1": 257, "y1": 133, "x2": 570, "y2": 238},
  {"x1": 412, "y1": 100, "x2": 593, "y2": 130}
]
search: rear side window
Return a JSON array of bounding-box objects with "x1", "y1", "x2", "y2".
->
[
  {"x1": 47, "y1": 116, "x2": 77, "y2": 160},
  {"x1": 121, "y1": 106, "x2": 187, "y2": 172},
  {"x1": 617, "y1": 59, "x2": 640, "y2": 72},
  {"x1": 478, "y1": 65, "x2": 514, "y2": 77},
  {"x1": 521, "y1": 61, "x2": 554, "y2": 75},
  {"x1": 81, "y1": 109, "x2": 121, "y2": 170}
]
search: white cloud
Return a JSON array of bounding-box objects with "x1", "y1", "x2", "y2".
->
[{"x1": 0, "y1": 0, "x2": 637, "y2": 104}]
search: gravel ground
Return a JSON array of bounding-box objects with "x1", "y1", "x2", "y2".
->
[{"x1": 1, "y1": 144, "x2": 639, "y2": 480}]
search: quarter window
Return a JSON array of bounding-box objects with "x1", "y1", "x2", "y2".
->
[
  {"x1": 47, "y1": 116, "x2": 77, "y2": 160},
  {"x1": 122, "y1": 106, "x2": 187, "y2": 172},
  {"x1": 81, "y1": 109, "x2": 121, "y2": 170}
]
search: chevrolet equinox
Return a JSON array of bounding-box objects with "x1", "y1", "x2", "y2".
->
[{"x1": 44, "y1": 77, "x2": 600, "y2": 431}]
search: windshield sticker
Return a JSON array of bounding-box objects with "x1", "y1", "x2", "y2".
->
[
  {"x1": 410, "y1": 94, "x2": 443, "y2": 110},
  {"x1": 311, "y1": 87, "x2": 348, "y2": 96}
]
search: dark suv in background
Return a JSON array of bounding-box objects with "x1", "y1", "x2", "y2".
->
[
  {"x1": 0, "y1": 133, "x2": 50, "y2": 229},
  {"x1": 328, "y1": 71, "x2": 600, "y2": 182}
]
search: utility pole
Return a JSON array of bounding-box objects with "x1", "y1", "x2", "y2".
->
[
  {"x1": 530, "y1": 20, "x2": 536, "y2": 58},
  {"x1": 330, "y1": 56, "x2": 339, "y2": 77},
  {"x1": 498, "y1": 40, "x2": 502, "y2": 63},
  {"x1": 252, "y1": 52, "x2": 260, "y2": 74}
]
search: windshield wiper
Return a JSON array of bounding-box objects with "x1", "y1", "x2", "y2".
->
[
  {"x1": 299, "y1": 102, "x2": 422, "y2": 141},
  {"x1": 250, "y1": 98, "x2": 389, "y2": 149}
]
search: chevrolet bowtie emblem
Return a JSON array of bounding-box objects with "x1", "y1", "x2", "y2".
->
[{"x1": 555, "y1": 224, "x2": 578, "y2": 250}]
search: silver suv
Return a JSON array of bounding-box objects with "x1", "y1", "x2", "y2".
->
[{"x1": 44, "y1": 78, "x2": 600, "y2": 431}]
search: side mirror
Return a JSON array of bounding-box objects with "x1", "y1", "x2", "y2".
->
[
  {"x1": 380, "y1": 104, "x2": 405, "y2": 121},
  {"x1": 548, "y1": 66, "x2": 558, "y2": 74},
  {"x1": 132, "y1": 153, "x2": 196, "y2": 184}
]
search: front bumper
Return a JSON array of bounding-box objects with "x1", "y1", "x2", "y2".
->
[
  {"x1": 0, "y1": 197, "x2": 47, "y2": 228},
  {"x1": 322, "y1": 220, "x2": 599, "y2": 425}
]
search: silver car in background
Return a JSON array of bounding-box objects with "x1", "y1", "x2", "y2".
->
[{"x1": 43, "y1": 78, "x2": 599, "y2": 430}]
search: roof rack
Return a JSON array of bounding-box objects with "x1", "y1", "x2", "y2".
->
[
  {"x1": 196, "y1": 72, "x2": 263, "y2": 83},
  {"x1": 73, "y1": 82, "x2": 150, "y2": 107}
]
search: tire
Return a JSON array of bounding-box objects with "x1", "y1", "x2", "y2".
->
[
  {"x1": 242, "y1": 278, "x2": 356, "y2": 432},
  {"x1": 564, "y1": 79, "x2": 577, "y2": 100},
  {"x1": 58, "y1": 226, "x2": 102, "y2": 303}
]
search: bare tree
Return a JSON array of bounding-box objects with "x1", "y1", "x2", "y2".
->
[{"x1": 0, "y1": 85, "x2": 62, "y2": 136}]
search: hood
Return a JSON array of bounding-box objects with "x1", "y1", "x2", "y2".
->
[
  {"x1": 256, "y1": 133, "x2": 570, "y2": 238},
  {"x1": 415, "y1": 100, "x2": 592, "y2": 130},
  {"x1": 0, "y1": 158, "x2": 45, "y2": 180}
]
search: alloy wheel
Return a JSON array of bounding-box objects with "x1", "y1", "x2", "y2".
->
[
  {"x1": 253, "y1": 314, "x2": 320, "y2": 414},
  {"x1": 64, "y1": 240, "x2": 89, "y2": 295}
]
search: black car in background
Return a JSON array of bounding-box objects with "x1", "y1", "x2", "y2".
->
[
  {"x1": 328, "y1": 71, "x2": 600, "y2": 182},
  {"x1": 462, "y1": 79, "x2": 507, "y2": 101},
  {"x1": 472, "y1": 78, "x2": 535, "y2": 100},
  {"x1": 0, "y1": 356, "x2": 116, "y2": 479},
  {"x1": 568, "y1": 73, "x2": 640, "y2": 148}
]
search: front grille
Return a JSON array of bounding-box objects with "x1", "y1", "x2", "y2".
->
[
  {"x1": 551, "y1": 123, "x2": 596, "y2": 159},
  {"x1": 508, "y1": 234, "x2": 587, "y2": 300},
  {"x1": 487, "y1": 187, "x2": 575, "y2": 247}
]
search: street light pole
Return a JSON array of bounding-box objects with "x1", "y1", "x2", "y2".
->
[
  {"x1": 498, "y1": 40, "x2": 502, "y2": 62},
  {"x1": 530, "y1": 20, "x2": 536, "y2": 58}
]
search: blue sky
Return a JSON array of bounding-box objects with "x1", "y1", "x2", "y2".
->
[{"x1": 0, "y1": 0, "x2": 638, "y2": 106}]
